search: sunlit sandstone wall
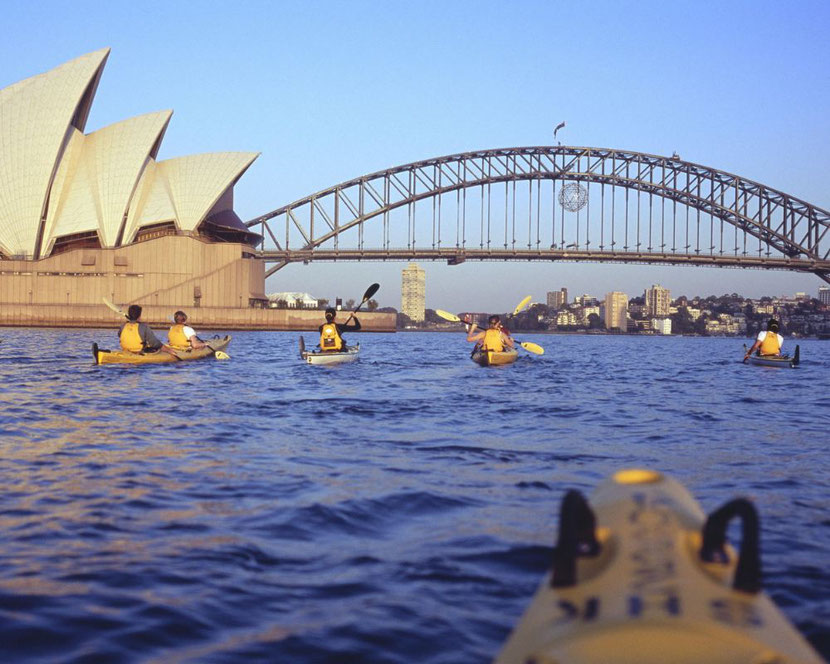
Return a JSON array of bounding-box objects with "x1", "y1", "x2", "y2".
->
[
  {"x1": 0, "y1": 235, "x2": 396, "y2": 331},
  {"x1": 0, "y1": 235, "x2": 263, "y2": 308},
  {"x1": 0, "y1": 304, "x2": 395, "y2": 331}
]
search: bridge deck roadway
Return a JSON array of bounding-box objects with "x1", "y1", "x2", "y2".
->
[{"x1": 257, "y1": 248, "x2": 830, "y2": 275}]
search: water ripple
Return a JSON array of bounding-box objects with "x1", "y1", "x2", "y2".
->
[{"x1": 0, "y1": 329, "x2": 827, "y2": 661}]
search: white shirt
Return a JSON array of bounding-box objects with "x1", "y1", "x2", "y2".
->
[
  {"x1": 181, "y1": 325, "x2": 196, "y2": 340},
  {"x1": 756, "y1": 330, "x2": 783, "y2": 348}
]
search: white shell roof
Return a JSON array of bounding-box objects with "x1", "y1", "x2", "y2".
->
[
  {"x1": 41, "y1": 129, "x2": 88, "y2": 251},
  {"x1": 41, "y1": 110, "x2": 172, "y2": 253},
  {"x1": 122, "y1": 158, "x2": 176, "y2": 243},
  {"x1": 0, "y1": 48, "x2": 259, "y2": 257},
  {"x1": 0, "y1": 48, "x2": 109, "y2": 257},
  {"x1": 123, "y1": 152, "x2": 259, "y2": 241},
  {"x1": 158, "y1": 152, "x2": 259, "y2": 232}
]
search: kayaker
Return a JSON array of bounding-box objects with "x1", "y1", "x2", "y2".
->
[
  {"x1": 744, "y1": 318, "x2": 784, "y2": 360},
  {"x1": 319, "y1": 307, "x2": 361, "y2": 351},
  {"x1": 119, "y1": 305, "x2": 174, "y2": 355},
  {"x1": 168, "y1": 311, "x2": 207, "y2": 351},
  {"x1": 467, "y1": 315, "x2": 515, "y2": 352}
]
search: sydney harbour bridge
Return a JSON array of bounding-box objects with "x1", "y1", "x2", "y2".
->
[{"x1": 246, "y1": 146, "x2": 830, "y2": 285}]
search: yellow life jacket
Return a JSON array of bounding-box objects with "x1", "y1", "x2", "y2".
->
[
  {"x1": 320, "y1": 322, "x2": 343, "y2": 351},
  {"x1": 120, "y1": 322, "x2": 143, "y2": 352},
  {"x1": 482, "y1": 328, "x2": 504, "y2": 352},
  {"x1": 759, "y1": 331, "x2": 781, "y2": 355},
  {"x1": 168, "y1": 324, "x2": 190, "y2": 350}
]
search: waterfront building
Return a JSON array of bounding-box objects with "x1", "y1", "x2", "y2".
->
[
  {"x1": 267, "y1": 292, "x2": 318, "y2": 308},
  {"x1": 819, "y1": 287, "x2": 830, "y2": 306},
  {"x1": 604, "y1": 292, "x2": 629, "y2": 331},
  {"x1": 645, "y1": 284, "x2": 671, "y2": 317},
  {"x1": 556, "y1": 310, "x2": 579, "y2": 327},
  {"x1": 581, "y1": 305, "x2": 601, "y2": 323},
  {"x1": 401, "y1": 262, "x2": 426, "y2": 322},
  {"x1": 651, "y1": 318, "x2": 672, "y2": 335},
  {"x1": 705, "y1": 319, "x2": 724, "y2": 335},
  {"x1": 753, "y1": 303, "x2": 775, "y2": 315},
  {"x1": 0, "y1": 48, "x2": 268, "y2": 322},
  {"x1": 546, "y1": 288, "x2": 568, "y2": 309}
]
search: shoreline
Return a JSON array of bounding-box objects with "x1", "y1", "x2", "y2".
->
[
  {"x1": 0, "y1": 305, "x2": 396, "y2": 333},
  {"x1": 397, "y1": 327, "x2": 823, "y2": 339}
]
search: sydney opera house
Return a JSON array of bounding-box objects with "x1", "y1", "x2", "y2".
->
[{"x1": 0, "y1": 48, "x2": 272, "y2": 327}]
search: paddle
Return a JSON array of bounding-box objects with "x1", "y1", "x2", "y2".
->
[
  {"x1": 512, "y1": 295, "x2": 533, "y2": 317},
  {"x1": 434, "y1": 293, "x2": 531, "y2": 330},
  {"x1": 435, "y1": 308, "x2": 545, "y2": 355},
  {"x1": 342, "y1": 283, "x2": 380, "y2": 326},
  {"x1": 102, "y1": 298, "x2": 229, "y2": 360}
]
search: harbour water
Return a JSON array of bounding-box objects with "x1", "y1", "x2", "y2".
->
[{"x1": 0, "y1": 328, "x2": 828, "y2": 662}]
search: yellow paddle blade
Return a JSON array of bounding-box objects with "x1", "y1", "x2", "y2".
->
[
  {"x1": 519, "y1": 341, "x2": 544, "y2": 355},
  {"x1": 214, "y1": 350, "x2": 230, "y2": 360},
  {"x1": 435, "y1": 309, "x2": 461, "y2": 323},
  {"x1": 513, "y1": 295, "x2": 533, "y2": 316}
]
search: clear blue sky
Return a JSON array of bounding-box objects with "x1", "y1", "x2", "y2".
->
[{"x1": 3, "y1": 0, "x2": 829, "y2": 311}]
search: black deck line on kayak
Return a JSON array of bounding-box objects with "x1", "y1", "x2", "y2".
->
[
  {"x1": 551, "y1": 490, "x2": 601, "y2": 588},
  {"x1": 700, "y1": 498, "x2": 761, "y2": 594}
]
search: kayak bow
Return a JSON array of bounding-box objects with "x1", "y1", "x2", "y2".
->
[{"x1": 496, "y1": 469, "x2": 822, "y2": 663}]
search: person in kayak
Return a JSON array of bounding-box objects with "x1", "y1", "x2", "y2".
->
[
  {"x1": 168, "y1": 311, "x2": 207, "y2": 351},
  {"x1": 319, "y1": 307, "x2": 361, "y2": 351},
  {"x1": 119, "y1": 305, "x2": 174, "y2": 355},
  {"x1": 744, "y1": 318, "x2": 784, "y2": 360},
  {"x1": 467, "y1": 315, "x2": 515, "y2": 352}
]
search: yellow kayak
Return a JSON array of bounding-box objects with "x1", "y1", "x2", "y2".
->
[
  {"x1": 496, "y1": 469, "x2": 822, "y2": 663},
  {"x1": 93, "y1": 336, "x2": 231, "y2": 365},
  {"x1": 471, "y1": 347, "x2": 518, "y2": 366}
]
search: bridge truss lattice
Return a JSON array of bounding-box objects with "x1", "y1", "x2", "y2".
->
[{"x1": 247, "y1": 146, "x2": 830, "y2": 283}]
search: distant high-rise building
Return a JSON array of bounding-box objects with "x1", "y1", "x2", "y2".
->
[
  {"x1": 819, "y1": 287, "x2": 830, "y2": 305},
  {"x1": 605, "y1": 292, "x2": 629, "y2": 330},
  {"x1": 546, "y1": 287, "x2": 568, "y2": 309},
  {"x1": 401, "y1": 262, "x2": 426, "y2": 322},
  {"x1": 645, "y1": 284, "x2": 671, "y2": 317}
]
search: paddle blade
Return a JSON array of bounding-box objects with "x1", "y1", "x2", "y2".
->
[
  {"x1": 214, "y1": 351, "x2": 230, "y2": 360},
  {"x1": 435, "y1": 309, "x2": 461, "y2": 323},
  {"x1": 102, "y1": 297, "x2": 126, "y2": 318},
  {"x1": 519, "y1": 341, "x2": 544, "y2": 355},
  {"x1": 513, "y1": 295, "x2": 533, "y2": 316},
  {"x1": 362, "y1": 283, "x2": 380, "y2": 302}
]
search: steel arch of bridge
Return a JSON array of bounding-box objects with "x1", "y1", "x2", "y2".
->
[{"x1": 247, "y1": 146, "x2": 830, "y2": 283}]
